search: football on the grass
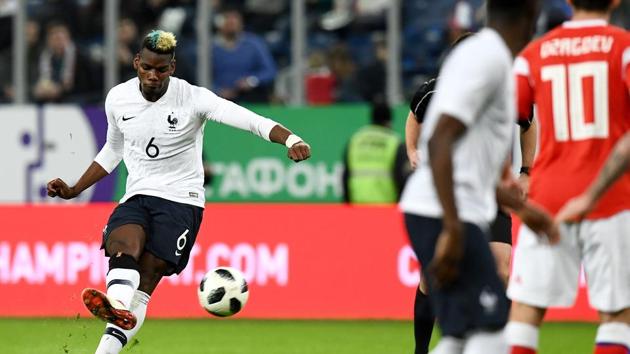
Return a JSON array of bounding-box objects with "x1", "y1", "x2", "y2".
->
[{"x1": 198, "y1": 267, "x2": 249, "y2": 317}]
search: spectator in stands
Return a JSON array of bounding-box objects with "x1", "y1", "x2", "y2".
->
[
  {"x1": 32, "y1": 21, "x2": 93, "y2": 103},
  {"x1": 212, "y1": 7, "x2": 277, "y2": 103},
  {"x1": 356, "y1": 32, "x2": 386, "y2": 102},
  {"x1": 304, "y1": 49, "x2": 336, "y2": 105},
  {"x1": 328, "y1": 43, "x2": 361, "y2": 102},
  {"x1": 242, "y1": 0, "x2": 288, "y2": 34},
  {"x1": 0, "y1": 19, "x2": 41, "y2": 102},
  {"x1": 320, "y1": 0, "x2": 390, "y2": 31},
  {"x1": 118, "y1": 18, "x2": 140, "y2": 81}
]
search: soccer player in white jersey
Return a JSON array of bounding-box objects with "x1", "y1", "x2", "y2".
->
[
  {"x1": 46, "y1": 30, "x2": 311, "y2": 354},
  {"x1": 399, "y1": 1, "x2": 555, "y2": 353}
]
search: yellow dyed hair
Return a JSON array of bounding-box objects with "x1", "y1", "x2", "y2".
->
[{"x1": 144, "y1": 30, "x2": 177, "y2": 54}]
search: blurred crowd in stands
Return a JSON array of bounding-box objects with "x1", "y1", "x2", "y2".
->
[{"x1": 0, "y1": 0, "x2": 629, "y2": 105}]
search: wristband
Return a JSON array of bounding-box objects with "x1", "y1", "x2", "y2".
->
[
  {"x1": 519, "y1": 166, "x2": 531, "y2": 176},
  {"x1": 285, "y1": 134, "x2": 303, "y2": 148}
]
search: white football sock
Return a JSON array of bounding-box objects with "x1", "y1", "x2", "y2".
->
[
  {"x1": 595, "y1": 322, "x2": 630, "y2": 348},
  {"x1": 431, "y1": 336, "x2": 464, "y2": 354},
  {"x1": 106, "y1": 268, "x2": 140, "y2": 309},
  {"x1": 95, "y1": 290, "x2": 150, "y2": 354},
  {"x1": 506, "y1": 321, "x2": 539, "y2": 350},
  {"x1": 463, "y1": 330, "x2": 507, "y2": 354}
]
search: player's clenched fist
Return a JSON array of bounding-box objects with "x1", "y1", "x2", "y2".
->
[
  {"x1": 47, "y1": 178, "x2": 77, "y2": 199},
  {"x1": 287, "y1": 141, "x2": 311, "y2": 162}
]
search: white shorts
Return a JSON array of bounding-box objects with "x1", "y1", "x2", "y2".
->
[{"x1": 508, "y1": 211, "x2": 630, "y2": 312}]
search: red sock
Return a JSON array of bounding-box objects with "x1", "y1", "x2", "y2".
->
[
  {"x1": 511, "y1": 346, "x2": 536, "y2": 354},
  {"x1": 594, "y1": 344, "x2": 629, "y2": 354}
]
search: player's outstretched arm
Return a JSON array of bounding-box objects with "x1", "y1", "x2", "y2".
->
[
  {"x1": 556, "y1": 132, "x2": 630, "y2": 222},
  {"x1": 405, "y1": 111, "x2": 421, "y2": 169},
  {"x1": 269, "y1": 124, "x2": 311, "y2": 162},
  {"x1": 47, "y1": 161, "x2": 109, "y2": 199},
  {"x1": 202, "y1": 89, "x2": 311, "y2": 162}
]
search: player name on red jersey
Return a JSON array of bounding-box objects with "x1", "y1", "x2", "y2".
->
[{"x1": 541, "y1": 35, "x2": 613, "y2": 58}]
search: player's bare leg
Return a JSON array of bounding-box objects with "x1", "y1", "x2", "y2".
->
[
  {"x1": 505, "y1": 302, "x2": 545, "y2": 354},
  {"x1": 489, "y1": 242, "x2": 511, "y2": 287},
  {"x1": 84, "y1": 225, "x2": 145, "y2": 331},
  {"x1": 95, "y1": 251, "x2": 169, "y2": 354}
]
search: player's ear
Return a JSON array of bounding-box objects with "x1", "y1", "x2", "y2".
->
[
  {"x1": 170, "y1": 58, "x2": 176, "y2": 75},
  {"x1": 133, "y1": 54, "x2": 140, "y2": 70}
]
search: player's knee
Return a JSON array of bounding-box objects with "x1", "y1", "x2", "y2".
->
[
  {"x1": 509, "y1": 301, "x2": 546, "y2": 326},
  {"x1": 106, "y1": 239, "x2": 142, "y2": 260},
  {"x1": 496, "y1": 264, "x2": 510, "y2": 287},
  {"x1": 599, "y1": 307, "x2": 630, "y2": 324}
]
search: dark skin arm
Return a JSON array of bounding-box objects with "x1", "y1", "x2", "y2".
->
[
  {"x1": 269, "y1": 124, "x2": 311, "y2": 162},
  {"x1": 496, "y1": 161, "x2": 559, "y2": 244},
  {"x1": 47, "y1": 161, "x2": 109, "y2": 199},
  {"x1": 427, "y1": 114, "x2": 466, "y2": 289},
  {"x1": 48, "y1": 125, "x2": 310, "y2": 199}
]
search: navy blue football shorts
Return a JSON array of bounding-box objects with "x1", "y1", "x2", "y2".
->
[
  {"x1": 103, "y1": 195, "x2": 203, "y2": 275},
  {"x1": 404, "y1": 213, "x2": 509, "y2": 338}
]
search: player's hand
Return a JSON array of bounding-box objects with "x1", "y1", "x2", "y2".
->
[
  {"x1": 517, "y1": 173, "x2": 530, "y2": 199},
  {"x1": 497, "y1": 176, "x2": 526, "y2": 210},
  {"x1": 407, "y1": 148, "x2": 418, "y2": 169},
  {"x1": 46, "y1": 178, "x2": 78, "y2": 199},
  {"x1": 517, "y1": 203, "x2": 560, "y2": 244},
  {"x1": 555, "y1": 193, "x2": 595, "y2": 223},
  {"x1": 429, "y1": 221, "x2": 463, "y2": 289},
  {"x1": 287, "y1": 141, "x2": 311, "y2": 162}
]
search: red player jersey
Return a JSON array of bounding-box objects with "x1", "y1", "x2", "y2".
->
[{"x1": 515, "y1": 20, "x2": 630, "y2": 219}]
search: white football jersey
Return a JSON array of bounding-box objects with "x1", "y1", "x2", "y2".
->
[
  {"x1": 400, "y1": 29, "x2": 515, "y2": 226},
  {"x1": 94, "y1": 77, "x2": 277, "y2": 208}
]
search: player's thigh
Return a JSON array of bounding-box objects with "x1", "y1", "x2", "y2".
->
[
  {"x1": 508, "y1": 223, "x2": 581, "y2": 308},
  {"x1": 489, "y1": 241, "x2": 511, "y2": 286},
  {"x1": 144, "y1": 196, "x2": 203, "y2": 276},
  {"x1": 582, "y1": 211, "x2": 630, "y2": 314},
  {"x1": 103, "y1": 197, "x2": 150, "y2": 259},
  {"x1": 432, "y1": 222, "x2": 509, "y2": 337}
]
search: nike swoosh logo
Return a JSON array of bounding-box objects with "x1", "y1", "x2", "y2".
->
[{"x1": 122, "y1": 115, "x2": 136, "y2": 121}]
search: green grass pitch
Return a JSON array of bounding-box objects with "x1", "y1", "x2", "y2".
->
[{"x1": 0, "y1": 318, "x2": 596, "y2": 353}]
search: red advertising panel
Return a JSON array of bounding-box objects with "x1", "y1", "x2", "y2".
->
[{"x1": 0, "y1": 205, "x2": 595, "y2": 321}]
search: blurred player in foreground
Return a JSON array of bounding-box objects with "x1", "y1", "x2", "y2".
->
[
  {"x1": 506, "y1": 1, "x2": 630, "y2": 353},
  {"x1": 399, "y1": 0, "x2": 551, "y2": 353},
  {"x1": 405, "y1": 33, "x2": 538, "y2": 354},
  {"x1": 47, "y1": 30, "x2": 311, "y2": 354}
]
